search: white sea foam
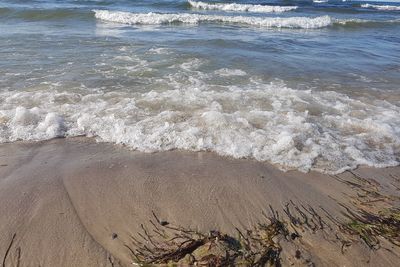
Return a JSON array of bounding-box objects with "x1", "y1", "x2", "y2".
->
[
  {"x1": 93, "y1": 10, "x2": 398, "y2": 29},
  {"x1": 188, "y1": 0, "x2": 298, "y2": 13},
  {"x1": 361, "y1": 4, "x2": 400, "y2": 11},
  {"x1": 4, "y1": 106, "x2": 65, "y2": 141},
  {"x1": 1, "y1": 76, "x2": 399, "y2": 174},
  {"x1": 148, "y1": 47, "x2": 170, "y2": 55},
  {"x1": 93, "y1": 10, "x2": 332, "y2": 29},
  {"x1": 215, "y1": 68, "x2": 247, "y2": 77}
]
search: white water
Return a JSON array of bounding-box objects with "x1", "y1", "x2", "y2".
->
[
  {"x1": 93, "y1": 10, "x2": 333, "y2": 29},
  {"x1": 361, "y1": 4, "x2": 400, "y2": 11},
  {"x1": 93, "y1": 10, "x2": 399, "y2": 29},
  {"x1": 188, "y1": 0, "x2": 298, "y2": 13},
  {"x1": 1, "y1": 74, "x2": 399, "y2": 174}
]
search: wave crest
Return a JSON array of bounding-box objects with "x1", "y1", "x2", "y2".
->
[
  {"x1": 188, "y1": 0, "x2": 298, "y2": 13},
  {"x1": 361, "y1": 4, "x2": 400, "y2": 11},
  {"x1": 93, "y1": 10, "x2": 332, "y2": 29}
]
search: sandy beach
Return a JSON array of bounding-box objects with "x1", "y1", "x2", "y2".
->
[
  {"x1": 0, "y1": 137, "x2": 399, "y2": 266},
  {"x1": 2, "y1": 0, "x2": 400, "y2": 266}
]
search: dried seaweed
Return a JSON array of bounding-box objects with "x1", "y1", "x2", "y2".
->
[
  {"x1": 125, "y1": 210, "x2": 291, "y2": 266},
  {"x1": 343, "y1": 208, "x2": 400, "y2": 249}
]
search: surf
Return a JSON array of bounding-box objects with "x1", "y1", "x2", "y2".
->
[
  {"x1": 187, "y1": 0, "x2": 298, "y2": 13},
  {"x1": 361, "y1": 4, "x2": 400, "y2": 11},
  {"x1": 93, "y1": 10, "x2": 332, "y2": 29}
]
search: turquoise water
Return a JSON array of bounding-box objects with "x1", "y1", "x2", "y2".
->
[{"x1": 0, "y1": 0, "x2": 399, "y2": 173}]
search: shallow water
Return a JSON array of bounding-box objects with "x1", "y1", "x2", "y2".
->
[{"x1": 1, "y1": 0, "x2": 399, "y2": 173}]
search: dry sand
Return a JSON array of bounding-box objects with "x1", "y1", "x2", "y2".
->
[{"x1": 0, "y1": 137, "x2": 399, "y2": 266}]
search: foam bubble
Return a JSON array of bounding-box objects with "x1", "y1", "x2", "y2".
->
[
  {"x1": 3, "y1": 106, "x2": 65, "y2": 141},
  {"x1": 38, "y1": 113, "x2": 66, "y2": 137},
  {"x1": 179, "y1": 58, "x2": 205, "y2": 71},
  {"x1": 215, "y1": 68, "x2": 247, "y2": 77},
  {"x1": 11, "y1": 107, "x2": 40, "y2": 126},
  {"x1": 188, "y1": 1, "x2": 298, "y2": 13},
  {"x1": 93, "y1": 10, "x2": 333, "y2": 29}
]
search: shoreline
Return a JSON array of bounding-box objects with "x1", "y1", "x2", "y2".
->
[{"x1": 1, "y1": 137, "x2": 399, "y2": 266}]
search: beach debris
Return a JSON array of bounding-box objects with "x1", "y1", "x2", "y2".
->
[
  {"x1": 295, "y1": 250, "x2": 301, "y2": 259},
  {"x1": 121, "y1": 200, "x2": 400, "y2": 266},
  {"x1": 2, "y1": 233, "x2": 16, "y2": 267},
  {"x1": 125, "y1": 200, "x2": 400, "y2": 266},
  {"x1": 120, "y1": 172, "x2": 400, "y2": 266},
  {"x1": 123, "y1": 209, "x2": 293, "y2": 266},
  {"x1": 108, "y1": 255, "x2": 115, "y2": 267},
  {"x1": 329, "y1": 172, "x2": 400, "y2": 249},
  {"x1": 15, "y1": 247, "x2": 21, "y2": 267},
  {"x1": 342, "y1": 208, "x2": 400, "y2": 249},
  {"x1": 112, "y1": 233, "x2": 118, "y2": 240},
  {"x1": 159, "y1": 220, "x2": 169, "y2": 226}
]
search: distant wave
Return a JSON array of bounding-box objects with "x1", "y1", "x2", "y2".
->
[
  {"x1": 361, "y1": 4, "x2": 400, "y2": 11},
  {"x1": 0, "y1": 7, "x2": 91, "y2": 21},
  {"x1": 93, "y1": 10, "x2": 332, "y2": 29},
  {"x1": 334, "y1": 17, "x2": 400, "y2": 27},
  {"x1": 188, "y1": 0, "x2": 297, "y2": 13}
]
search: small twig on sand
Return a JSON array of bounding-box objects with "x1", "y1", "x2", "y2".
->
[
  {"x1": 108, "y1": 255, "x2": 114, "y2": 267},
  {"x1": 2, "y1": 233, "x2": 16, "y2": 267},
  {"x1": 16, "y1": 247, "x2": 21, "y2": 267}
]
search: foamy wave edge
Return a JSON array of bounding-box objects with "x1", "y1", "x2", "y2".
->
[
  {"x1": 93, "y1": 10, "x2": 400, "y2": 29},
  {"x1": 93, "y1": 10, "x2": 332, "y2": 29},
  {"x1": 1, "y1": 82, "x2": 399, "y2": 175},
  {"x1": 361, "y1": 4, "x2": 400, "y2": 11},
  {"x1": 188, "y1": 0, "x2": 298, "y2": 13}
]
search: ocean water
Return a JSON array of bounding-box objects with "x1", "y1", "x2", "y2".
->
[{"x1": 1, "y1": 0, "x2": 399, "y2": 173}]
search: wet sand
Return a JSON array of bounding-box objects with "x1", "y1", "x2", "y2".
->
[{"x1": 0, "y1": 137, "x2": 399, "y2": 266}]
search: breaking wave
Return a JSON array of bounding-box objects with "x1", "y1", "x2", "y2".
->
[
  {"x1": 1, "y1": 79, "x2": 399, "y2": 174},
  {"x1": 93, "y1": 10, "x2": 400, "y2": 29},
  {"x1": 93, "y1": 10, "x2": 333, "y2": 29},
  {"x1": 188, "y1": 0, "x2": 298, "y2": 13},
  {"x1": 361, "y1": 4, "x2": 400, "y2": 11}
]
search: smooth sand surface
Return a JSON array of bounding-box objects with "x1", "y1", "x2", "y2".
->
[{"x1": 0, "y1": 138, "x2": 399, "y2": 266}]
